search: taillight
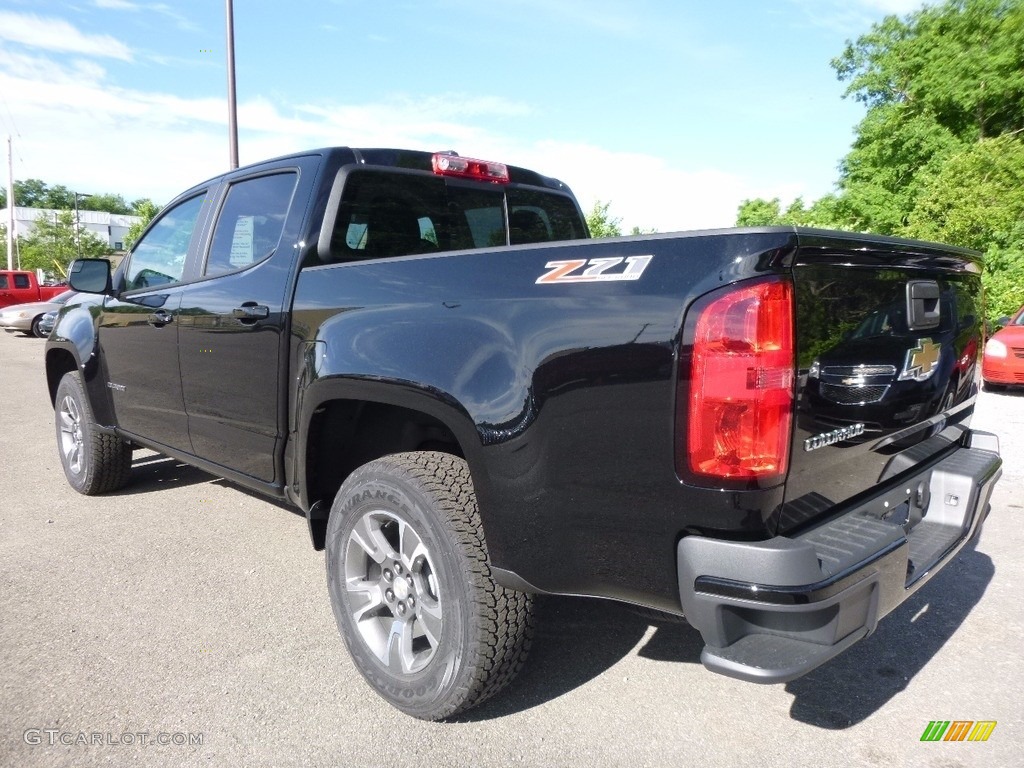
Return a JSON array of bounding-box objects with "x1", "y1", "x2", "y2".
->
[
  {"x1": 678, "y1": 278, "x2": 794, "y2": 486},
  {"x1": 432, "y1": 153, "x2": 510, "y2": 183}
]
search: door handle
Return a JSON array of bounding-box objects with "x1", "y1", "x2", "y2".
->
[
  {"x1": 232, "y1": 303, "x2": 270, "y2": 322},
  {"x1": 147, "y1": 309, "x2": 173, "y2": 327}
]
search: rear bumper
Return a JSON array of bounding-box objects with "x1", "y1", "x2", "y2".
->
[{"x1": 677, "y1": 430, "x2": 1002, "y2": 683}]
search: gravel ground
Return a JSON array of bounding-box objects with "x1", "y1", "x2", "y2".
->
[{"x1": 0, "y1": 330, "x2": 1021, "y2": 767}]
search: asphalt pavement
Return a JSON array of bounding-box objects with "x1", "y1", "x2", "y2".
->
[{"x1": 0, "y1": 330, "x2": 1021, "y2": 767}]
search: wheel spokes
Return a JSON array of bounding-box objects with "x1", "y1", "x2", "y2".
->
[
  {"x1": 416, "y1": 600, "x2": 443, "y2": 647},
  {"x1": 58, "y1": 396, "x2": 84, "y2": 475},
  {"x1": 344, "y1": 508, "x2": 442, "y2": 675},
  {"x1": 349, "y1": 513, "x2": 396, "y2": 565},
  {"x1": 384, "y1": 617, "x2": 416, "y2": 673},
  {"x1": 346, "y1": 578, "x2": 385, "y2": 622}
]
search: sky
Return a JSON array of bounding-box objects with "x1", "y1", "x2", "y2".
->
[{"x1": 0, "y1": 0, "x2": 929, "y2": 233}]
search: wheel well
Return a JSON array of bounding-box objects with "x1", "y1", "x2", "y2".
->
[
  {"x1": 46, "y1": 350, "x2": 78, "y2": 406},
  {"x1": 305, "y1": 400, "x2": 466, "y2": 544}
]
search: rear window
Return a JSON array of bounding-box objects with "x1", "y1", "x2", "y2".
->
[{"x1": 324, "y1": 170, "x2": 583, "y2": 262}]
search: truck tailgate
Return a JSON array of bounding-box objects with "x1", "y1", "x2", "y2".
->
[{"x1": 780, "y1": 232, "x2": 985, "y2": 535}]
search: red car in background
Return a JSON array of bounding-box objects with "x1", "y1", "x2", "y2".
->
[
  {"x1": 983, "y1": 304, "x2": 1024, "y2": 390},
  {"x1": 0, "y1": 270, "x2": 66, "y2": 309}
]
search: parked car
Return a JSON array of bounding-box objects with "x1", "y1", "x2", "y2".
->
[
  {"x1": 0, "y1": 290, "x2": 77, "y2": 337},
  {"x1": 982, "y1": 304, "x2": 1024, "y2": 390},
  {"x1": 36, "y1": 310, "x2": 58, "y2": 337},
  {"x1": 0, "y1": 270, "x2": 66, "y2": 309}
]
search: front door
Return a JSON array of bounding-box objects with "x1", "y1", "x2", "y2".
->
[{"x1": 98, "y1": 192, "x2": 210, "y2": 452}]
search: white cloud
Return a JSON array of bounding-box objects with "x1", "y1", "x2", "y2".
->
[
  {"x1": 787, "y1": 0, "x2": 933, "y2": 35},
  {"x1": 857, "y1": 0, "x2": 928, "y2": 13},
  {"x1": 0, "y1": 47, "x2": 793, "y2": 232},
  {"x1": 497, "y1": 141, "x2": 801, "y2": 233},
  {"x1": 0, "y1": 12, "x2": 133, "y2": 61},
  {"x1": 93, "y1": 0, "x2": 141, "y2": 10}
]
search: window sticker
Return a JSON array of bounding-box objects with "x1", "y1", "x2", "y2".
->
[{"x1": 229, "y1": 216, "x2": 255, "y2": 267}]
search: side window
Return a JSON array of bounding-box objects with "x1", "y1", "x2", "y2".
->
[
  {"x1": 205, "y1": 172, "x2": 297, "y2": 277},
  {"x1": 0, "y1": 275, "x2": 8, "y2": 289},
  {"x1": 507, "y1": 189, "x2": 585, "y2": 242},
  {"x1": 125, "y1": 194, "x2": 206, "y2": 291},
  {"x1": 447, "y1": 186, "x2": 506, "y2": 248},
  {"x1": 14, "y1": 274, "x2": 30, "y2": 289},
  {"x1": 329, "y1": 171, "x2": 447, "y2": 261}
]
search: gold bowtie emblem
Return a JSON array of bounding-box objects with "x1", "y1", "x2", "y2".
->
[{"x1": 899, "y1": 338, "x2": 941, "y2": 381}]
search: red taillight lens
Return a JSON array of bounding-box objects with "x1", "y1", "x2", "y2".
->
[
  {"x1": 679, "y1": 278, "x2": 794, "y2": 485},
  {"x1": 432, "y1": 153, "x2": 510, "y2": 183}
]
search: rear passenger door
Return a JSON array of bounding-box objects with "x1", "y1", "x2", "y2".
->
[{"x1": 178, "y1": 162, "x2": 310, "y2": 483}]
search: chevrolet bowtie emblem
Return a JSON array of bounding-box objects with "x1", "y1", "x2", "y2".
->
[{"x1": 899, "y1": 338, "x2": 941, "y2": 381}]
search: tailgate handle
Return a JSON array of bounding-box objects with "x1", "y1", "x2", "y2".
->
[{"x1": 906, "y1": 280, "x2": 940, "y2": 331}]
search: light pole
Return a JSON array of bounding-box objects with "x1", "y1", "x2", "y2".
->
[
  {"x1": 74, "y1": 192, "x2": 92, "y2": 259},
  {"x1": 225, "y1": 0, "x2": 239, "y2": 169}
]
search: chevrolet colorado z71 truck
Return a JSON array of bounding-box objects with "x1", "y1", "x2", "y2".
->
[{"x1": 46, "y1": 147, "x2": 1002, "y2": 720}]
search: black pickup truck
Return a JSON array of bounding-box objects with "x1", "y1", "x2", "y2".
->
[{"x1": 46, "y1": 147, "x2": 1002, "y2": 720}]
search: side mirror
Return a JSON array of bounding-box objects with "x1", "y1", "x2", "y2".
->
[
  {"x1": 996, "y1": 315, "x2": 1012, "y2": 327},
  {"x1": 68, "y1": 259, "x2": 113, "y2": 295}
]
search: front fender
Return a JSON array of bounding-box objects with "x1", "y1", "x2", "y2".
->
[{"x1": 45, "y1": 297, "x2": 115, "y2": 425}]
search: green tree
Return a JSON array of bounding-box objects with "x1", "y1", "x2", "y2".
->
[
  {"x1": 2, "y1": 180, "x2": 136, "y2": 214},
  {"x1": 11, "y1": 179, "x2": 50, "y2": 207},
  {"x1": 736, "y1": 195, "x2": 845, "y2": 229},
  {"x1": 736, "y1": 197, "x2": 783, "y2": 226},
  {"x1": 18, "y1": 211, "x2": 111, "y2": 275},
  {"x1": 830, "y1": 0, "x2": 1024, "y2": 234},
  {"x1": 81, "y1": 193, "x2": 132, "y2": 215},
  {"x1": 736, "y1": 0, "x2": 1024, "y2": 322},
  {"x1": 124, "y1": 198, "x2": 161, "y2": 249},
  {"x1": 585, "y1": 200, "x2": 622, "y2": 238},
  {"x1": 905, "y1": 136, "x2": 1024, "y2": 319}
]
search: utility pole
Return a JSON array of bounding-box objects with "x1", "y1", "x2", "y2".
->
[
  {"x1": 6, "y1": 135, "x2": 13, "y2": 271},
  {"x1": 225, "y1": 0, "x2": 239, "y2": 169}
]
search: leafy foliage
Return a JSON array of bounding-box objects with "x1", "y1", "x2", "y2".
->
[
  {"x1": 585, "y1": 201, "x2": 623, "y2": 238},
  {"x1": 124, "y1": 199, "x2": 161, "y2": 249},
  {"x1": 736, "y1": 0, "x2": 1024, "y2": 322},
  {"x1": 18, "y1": 210, "x2": 111, "y2": 275},
  {"x1": 2, "y1": 179, "x2": 135, "y2": 214}
]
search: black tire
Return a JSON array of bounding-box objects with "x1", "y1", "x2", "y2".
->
[
  {"x1": 31, "y1": 316, "x2": 46, "y2": 338},
  {"x1": 326, "y1": 451, "x2": 533, "y2": 720},
  {"x1": 982, "y1": 379, "x2": 1006, "y2": 393},
  {"x1": 54, "y1": 372, "x2": 132, "y2": 494}
]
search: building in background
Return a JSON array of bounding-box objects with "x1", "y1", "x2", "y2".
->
[{"x1": 0, "y1": 206, "x2": 141, "y2": 251}]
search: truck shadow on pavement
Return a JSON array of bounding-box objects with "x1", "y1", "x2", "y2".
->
[
  {"x1": 457, "y1": 597, "x2": 703, "y2": 721},
  {"x1": 109, "y1": 452, "x2": 300, "y2": 516},
  {"x1": 461, "y1": 541, "x2": 993, "y2": 725},
  {"x1": 785, "y1": 540, "x2": 994, "y2": 729},
  {"x1": 109, "y1": 452, "x2": 217, "y2": 494}
]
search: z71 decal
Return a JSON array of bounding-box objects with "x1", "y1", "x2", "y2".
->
[{"x1": 535, "y1": 255, "x2": 653, "y2": 284}]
